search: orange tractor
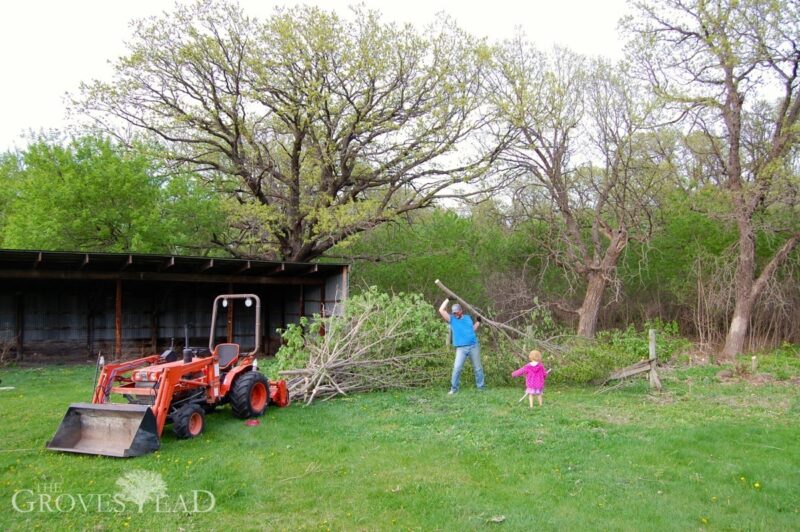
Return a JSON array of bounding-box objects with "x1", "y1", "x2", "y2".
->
[{"x1": 47, "y1": 294, "x2": 288, "y2": 457}]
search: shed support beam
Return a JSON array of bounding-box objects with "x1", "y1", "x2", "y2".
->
[
  {"x1": 14, "y1": 292, "x2": 23, "y2": 360},
  {"x1": 86, "y1": 291, "x2": 94, "y2": 355},
  {"x1": 150, "y1": 293, "x2": 159, "y2": 352},
  {"x1": 226, "y1": 283, "x2": 234, "y2": 343},
  {"x1": 0, "y1": 270, "x2": 324, "y2": 286},
  {"x1": 115, "y1": 280, "x2": 123, "y2": 356}
]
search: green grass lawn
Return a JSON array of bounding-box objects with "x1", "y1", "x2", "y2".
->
[{"x1": 1, "y1": 364, "x2": 799, "y2": 531}]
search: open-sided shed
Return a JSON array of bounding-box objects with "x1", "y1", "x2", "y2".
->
[{"x1": 0, "y1": 249, "x2": 348, "y2": 359}]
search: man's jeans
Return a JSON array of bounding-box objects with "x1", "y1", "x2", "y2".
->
[{"x1": 450, "y1": 343, "x2": 485, "y2": 391}]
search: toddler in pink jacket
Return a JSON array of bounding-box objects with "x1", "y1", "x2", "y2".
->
[{"x1": 512, "y1": 350, "x2": 549, "y2": 407}]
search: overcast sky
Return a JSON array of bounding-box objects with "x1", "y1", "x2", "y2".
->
[{"x1": 0, "y1": 0, "x2": 629, "y2": 153}]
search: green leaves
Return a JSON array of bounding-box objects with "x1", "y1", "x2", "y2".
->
[
  {"x1": 74, "y1": 1, "x2": 499, "y2": 261},
  {"x1": 0, "y1": 135, "x2": 224, "y2": 253},
  {"x1": 272, "y1": 286, "x2": 450, "y2": 380}
]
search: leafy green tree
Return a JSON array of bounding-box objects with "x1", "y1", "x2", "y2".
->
[
  {"x1": 336, "y1": 203, "x2": 540, "y2": 321},
  {"x1": 489, "y1": 40, "x2": 664, "y2": 337},
  {"x1": 0, "y1": 152, "x2": 21, "y2": 246},
  {"x1": 340, "y1": 209, "x2": 488, "y2": 305},
  {"x1": 1, "y1": 135, "x2": 224, "y2": 253},
  {"x1": 625, "y1": 0, "x2": 800, "y2": 357},
  {"x1": 76, "y1": 1, "x2": 505, "y2": 261}
]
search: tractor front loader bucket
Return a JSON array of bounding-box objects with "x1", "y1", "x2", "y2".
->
[{"x1": 46, "y1": 403, "x2": 160, "y2": 458}]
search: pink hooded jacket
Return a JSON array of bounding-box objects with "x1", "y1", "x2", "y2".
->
[{"x1": 512, "y1": 362, "x2": 548, "y2": 389}]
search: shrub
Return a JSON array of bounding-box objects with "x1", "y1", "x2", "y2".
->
[
  {"x1": 545, "y1": 321, "x2": 690, "y2": 385},
  {"x1": 271, "y1": 287, "x2": 451, "y2": 383}
]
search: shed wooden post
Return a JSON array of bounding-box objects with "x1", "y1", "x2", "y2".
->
[
  {"x1": 280, "y1": 289, "x2": 286, "y2": 331},
  {"x1": 648, "y1": 328, "x2": 662, "y2": 391},
  {"x1": 150, "y1": 292, "x2": 159, "y2": 352},
  {"x1": 341, "y1": 266, "x2": 349, "y2": 305},
  {"x1": 87, "y1": 289, "x2": 95, "y2": 356},
  {"x1": 14, "y1": 292, "x2": 23, "y2": 360},
  {"x1": 226, "y1": 283, "x2": 234, "y2": 343},
  {"x1": 115, "y1": 280, "x2": 123, "y2": 357},
  {"x1": 320, "y1": 279, "x2": 326, "y2": 319},
  {"x1": 262, "y1": 296, "x2": 268, "y2": 356}
]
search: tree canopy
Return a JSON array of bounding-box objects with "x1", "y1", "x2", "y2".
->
[
  {"x1": 624, "y1": 0, "x2": 800, "y2": 356},
  {"x1": 76, "y1": 1, "x2": 504, "y2": 261},
  {"x1": 0, "y1": 135, "x2": 224, "y2": 253},
  {"x1": 488, "y1": 40, "x2": 667, "y2": 337}
]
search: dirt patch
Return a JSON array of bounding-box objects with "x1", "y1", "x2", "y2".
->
[
  {"x1": 716, "y1": 372, "x2": 800, "y2": 387},
  {"x1": 646, "y1": 392, "x2": 677, "y2": 405},
  {"x1": 716, "y1": 371, "x2": 776, "y2": 385},
  {"x1": 710, "y1": 394, "x2": 791, "y2": 412},
  {"x1": 746, "y1": 373, "x2": 776, "y2": 385}
]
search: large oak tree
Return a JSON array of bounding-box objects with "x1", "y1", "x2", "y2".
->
[{"x1": 76, "y1": 1, "x2": 504, "y2": 261}]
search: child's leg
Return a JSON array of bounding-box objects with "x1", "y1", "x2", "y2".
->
[
  {"x1": 528, "y1": 394, "x2": 534, "y2": 408},
  {"x1": 537, "y1": 394, "x2": 543, "y2": 406}
]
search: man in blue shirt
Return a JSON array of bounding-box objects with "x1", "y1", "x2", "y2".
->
[{"x1": 438, "y1": 298, "x2": 485, "y2": 394}]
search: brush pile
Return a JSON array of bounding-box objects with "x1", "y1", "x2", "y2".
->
[{"x1": 276, "y1": 289, "x2": 449, "y2": 404}]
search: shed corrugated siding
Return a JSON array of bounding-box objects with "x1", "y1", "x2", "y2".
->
[
  {"x1": 0, "y1": 294, "x2": 14, "y2": 341},
  {"x1": 23, "y1": 290, "x2": 88, "y2": 341},
  {"x1": 0, "y1": 268, "x2": 348, "y2": 357},
  {"x1": 325, "y1": 272, "x2": 347, "y2": 316}
]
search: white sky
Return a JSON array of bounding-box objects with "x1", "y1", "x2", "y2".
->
[{"x1": 0, "y1": 0, "x2": 629, "y2": 153}]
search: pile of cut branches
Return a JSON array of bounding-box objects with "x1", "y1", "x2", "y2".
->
[{"x1": 277, "y1": 289, "x2": 448, "y2": 404}]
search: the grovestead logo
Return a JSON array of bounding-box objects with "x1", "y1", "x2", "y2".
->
[
  {"x1": 115, "y1": 470, "x2": 168, "y2": 512},
  {"x1": 12, "y1": 470, "x2": 215, "y2": 513}
]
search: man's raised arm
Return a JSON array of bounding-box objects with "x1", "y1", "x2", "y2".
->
[{"x1": 438, "y1": 299, "x2": 451, "y2": 322}]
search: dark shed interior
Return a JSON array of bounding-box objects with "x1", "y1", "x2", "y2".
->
[{"x1": 0, "y1": 250, "x2": 348, "y2": 360}]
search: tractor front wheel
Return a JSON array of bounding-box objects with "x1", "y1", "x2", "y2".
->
[
  {"x1": 173, "y1": 404, "x2": 205, "y2": 439},
  {"x1": 230, "y1": 371, "x2": 269, "y2": 418}
]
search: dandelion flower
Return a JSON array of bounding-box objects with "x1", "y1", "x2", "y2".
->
[{"x1": 753, "y1": 482, "x2": 761, "y2": 489}]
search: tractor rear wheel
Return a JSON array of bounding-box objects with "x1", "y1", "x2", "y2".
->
[
  {"x1": 173, "y1": 404, "x2": 205, "y2": 439},
  {"x1": 230, "y1": 371, "x2": 269, "y2": 418}
]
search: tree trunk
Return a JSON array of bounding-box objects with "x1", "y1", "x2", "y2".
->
[
  {"x1": 577, "y1": 272, "x2": 606, "y2": 337},
  {"x1": 576, "y1": 229, "x2": 627, "y2": 338},
  {"x1": 721, "y1": 231, "x2": 800, "y2": 359},
  {"x1": 721, "y1": 302, "x2": 753, "y2": 360},
  {"x1": 722, "y1": 218, "x2": 756, "y2": 359}
]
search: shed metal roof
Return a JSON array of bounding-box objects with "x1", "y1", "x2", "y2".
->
[{"x1": 0, "y1": 249, "x2": 348, "y2": 285}]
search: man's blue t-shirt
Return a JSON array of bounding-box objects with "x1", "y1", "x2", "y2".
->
[{"x1": 450, "y1": 314, "x2": 477, "y2": 347}]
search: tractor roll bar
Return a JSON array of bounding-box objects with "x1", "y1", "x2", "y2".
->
[{"x1": 209, "y1": 294, "x2": 261, "y2": 356}]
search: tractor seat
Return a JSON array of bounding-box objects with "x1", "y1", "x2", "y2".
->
[{"x1": 214, "y1": 343, "x2": 240, "y2": 369}]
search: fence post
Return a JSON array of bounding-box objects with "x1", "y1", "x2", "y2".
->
[{"x1": 648, "y1": 329, "x2": 662, "y2": 391}]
